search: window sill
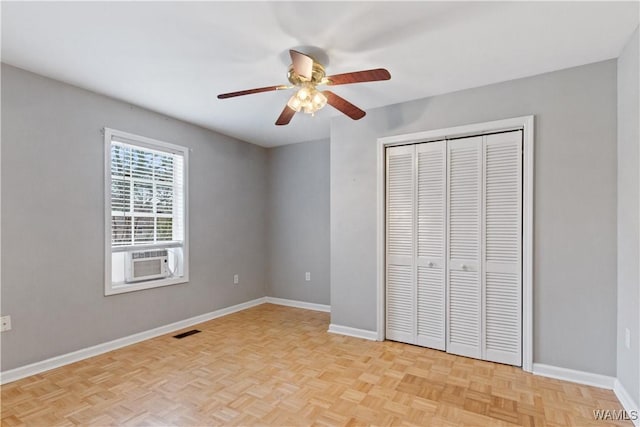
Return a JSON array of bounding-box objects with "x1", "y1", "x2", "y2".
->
[
  {"x1": 111, "y1": 241, "x2": 183, "y2": 253},
  {"x1": 105, "y1": 276, "x2": 188, "y2": 296}
]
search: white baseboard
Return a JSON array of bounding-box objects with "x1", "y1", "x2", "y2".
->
[
  {"x1": 614, "y1": 379, "x2": 640, "y2": 426},
  {"x1": 532, "y1": 363, "x2": 616, "y2": 390},
  {"x1": 328, "y1": 324, "x2": 379, "y2": 341},
  {"x1": 264, "y1": 296, "x2": 330, "y2": 313},
  {"x1": 0, "y1": 297, "x2": 267, "y2": 385}
]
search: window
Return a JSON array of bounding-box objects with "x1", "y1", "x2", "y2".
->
[{"x1": 104, "y1": 128, "x2": 188, "y2": 295}]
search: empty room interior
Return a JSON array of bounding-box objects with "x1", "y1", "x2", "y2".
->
[{"x1": 1, "y1": 1, "x2": 639, "y2": 426}]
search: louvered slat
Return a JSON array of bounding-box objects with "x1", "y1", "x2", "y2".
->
[
  {"x1": 447, "y1": 137, "x2": 482, "y2": 359},
  {"x1": 449, "y1": 270, "x2": 481, "y2": 348},
  {"x1": 448, "y1": 144, "x2": 481, "y2": 262},
  {"x1": 387, "y1": 153, "x2": 413, "y2": 257},
  {"x1": 387, "y1": 265, "x2": 413, "y2": 335},
  {"x1": 417, "y1": 145, "x2": 445, "y2": 258},
  {"x1": 486, "y1": 275, "x2": 519, "y2": 343},
  {"x1": 417, "y1": 266, "x2": 445, "y2": 349},
  {"x1": 486, "y1": 141, "x2": 521, "y2": 264},
  {"x1": 416, "y1": 141, "x2": 446, "y2": 350},
  {"x1": 483, "y1": 131, "x2": 522, "y2": 366},
  {"x1": 386, "y1": 145, "x2": 415, "y2": 344}
]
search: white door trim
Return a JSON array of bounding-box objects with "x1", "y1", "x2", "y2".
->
[{"x1": 376, "y1": 115, "x2": 535, "y2": 372}]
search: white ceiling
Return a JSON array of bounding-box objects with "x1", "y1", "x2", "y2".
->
[{"x1": 2, "y1": 2, "x2": 638, "y2": 147}]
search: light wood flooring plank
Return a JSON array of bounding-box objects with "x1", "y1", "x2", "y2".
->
[{"x1": 1, "y1": 304, "x2": 631, "y2": 426}]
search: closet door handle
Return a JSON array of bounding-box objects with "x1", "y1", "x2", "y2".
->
[
  {"x1": 428, "y1": 261, "x2": 434, "y2": 268},
  {"x1": 461, "y1": 264, "x2": 467, "y2": 271}
]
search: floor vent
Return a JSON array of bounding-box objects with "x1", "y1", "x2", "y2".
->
[{"x1": 173, "y1": 329, "x2": 201, "y2": 339}]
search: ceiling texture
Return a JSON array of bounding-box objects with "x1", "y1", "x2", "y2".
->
[{"x1": 2, "y1": 1, "x2": 638, "y2": 147}]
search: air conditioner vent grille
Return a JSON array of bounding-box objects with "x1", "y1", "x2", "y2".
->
[
  {"x1": 131, "y1": 249, "x2": 168, "y2": 259},
  {"x1": 125, "y1": 250, "x2": 169, "y2": 283}
]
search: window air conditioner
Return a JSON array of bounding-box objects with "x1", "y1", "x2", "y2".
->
[{"x1": 125, "y1": 249, "x2": 169, "y2": 283}]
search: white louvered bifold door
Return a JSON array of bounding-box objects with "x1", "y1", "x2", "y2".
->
[
  {"x1": 446, "y1": 136, "x2": 483, "y2": 359},
  {"x1": 416, "y1": 141, "x2": 446, "y2": 350},
  {"x1": 385, "y1": 133, "x2": 522, "y2": 365},
  {"x1": 386, "y1": 145, "x2": 416, "y2": 344},
  {"x1": 483, "y1": 131, "x2": 522, "y2": 366}
]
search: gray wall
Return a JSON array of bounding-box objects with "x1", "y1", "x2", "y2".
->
[
  {"x1": 266, "y1": 139, "x2": 330, "y2": 305},
  {"x1": 617, "y1": 26, "x2": 640, "y2": 404},
  {"x1": 1, "y1": 64, "x2": 268, "y2": 371},
  {"x1": 330, "y1": 60, "x2": 618, "y2": 376}
]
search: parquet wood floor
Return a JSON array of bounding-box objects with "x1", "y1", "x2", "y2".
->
[{"x1": 1, "y1": 304, "x2": 630, "y2": 426}]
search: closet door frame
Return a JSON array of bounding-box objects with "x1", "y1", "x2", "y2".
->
[{"x1": 376, "y1": 115, "x2": 534, "y2": 373}]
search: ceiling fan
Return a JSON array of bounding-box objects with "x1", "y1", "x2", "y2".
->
[{"x1": 217, "y1": 50, "x2": 391, "y2": 126}]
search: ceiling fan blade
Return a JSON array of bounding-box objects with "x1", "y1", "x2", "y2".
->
[
  {"x1": 290, "y1": 49, "x2": 314, "y2": 80},
  {"x1": 325, "y1": 68, "x2": 391, "y2": 86},
  {"x1": 323, "y1": 90, "x2": 366, "y2": 120},
  {"x1": 217, "y1": 85, "x2": 287, "y2": 99},
  {"x1": 275, "y1": 105, "x2": 296, "y2": 126}
]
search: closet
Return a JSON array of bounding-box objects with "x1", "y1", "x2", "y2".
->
[{"x1": 385, "y1": 130, "x2": 522, "y2": 366}]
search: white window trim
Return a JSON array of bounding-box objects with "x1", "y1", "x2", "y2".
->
[
  {"x1": 104, "y1": 127, "x2": 189, "y2": 296},
  {"x1": 376, "y1": 115, "x2": 534, "y2": 372}
]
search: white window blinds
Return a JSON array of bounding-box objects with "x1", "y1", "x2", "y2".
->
[{"x1": 110, "y1": 138, "x2": 185, "y2": 249}]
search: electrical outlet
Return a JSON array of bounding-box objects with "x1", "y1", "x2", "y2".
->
[
  {"x1": 625, "y1": 328, "x2": 631, "y2": 349},
  {"x1": 0, "y1": 315, "x2": 11, "y2": 332},
  {"x1": 233, "y1": 274, "x2": 239, "y2": 285},
  {"x1": 305, "y1": 272, "x2": 311, "y2": 282}
]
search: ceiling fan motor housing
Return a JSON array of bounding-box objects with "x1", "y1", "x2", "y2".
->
[{"x1": 287, "y1": 62, "x2": 326, "y2": 86}]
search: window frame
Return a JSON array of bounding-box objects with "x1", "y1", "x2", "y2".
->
[{"x1": 104, "y1": 127, "x2": 189, "y2": 296}]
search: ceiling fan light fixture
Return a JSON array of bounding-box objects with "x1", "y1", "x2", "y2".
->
[
  {"x1": 287, "y1": 94, "x2": 303, "y2": 112},
  {"x1": 311, "y1": 90, "x2": 327, "y2": 109},
  {"x1": 289, "y1": 86, "x2": 327, "y2": 115},
  {"x1": 296, "y1": 87, "x2": 310, "y2": 101}
]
